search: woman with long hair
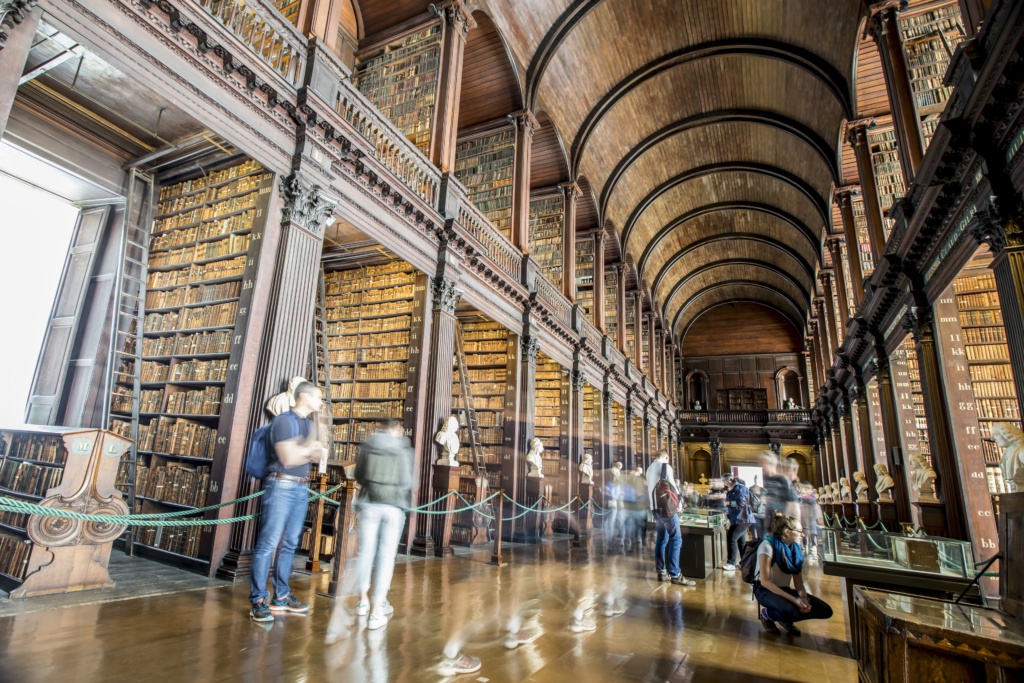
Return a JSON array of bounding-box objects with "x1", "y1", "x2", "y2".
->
[{"x1": 754, "y1": 514, "x2": 833, "y2": 635}]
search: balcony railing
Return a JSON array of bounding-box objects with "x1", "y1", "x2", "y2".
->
[
  {"x1": 578, "y1": 314, "x2": 600, "y2": 347},
  {"x1": 533, "y1": 268, "x2": 572, "y2": 328},
  {"x1": 336, "y1": 83, "x2": 441, "y2": 206},
  {"x1": 678, "y1": 410, "x2": 812, "y2": 426},
  {"x1": 197, "y1": 0, "x2": 306, "y2": 87},
  {"x1": 456, "y1": 198, "x2": 522, "y2": 282}
]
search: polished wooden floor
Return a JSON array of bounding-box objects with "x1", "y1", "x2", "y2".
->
[{"x1": 0, "y1": 538, "x2": 856, "y2": 682}]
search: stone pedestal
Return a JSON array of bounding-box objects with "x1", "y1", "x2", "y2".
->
[{"x1": 856, "y1": 499, "x2": 877, "y2": 528}]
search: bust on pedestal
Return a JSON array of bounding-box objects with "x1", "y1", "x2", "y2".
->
[
  {"x1": 526, "y1": 437, "x2": 544, "y2": 478},
  {"x1": 434, "y1": 415, "x2": 461, "y2": 467},
  {"x1": 873, "y1": 463, "x2": 898, "y2": 531}
]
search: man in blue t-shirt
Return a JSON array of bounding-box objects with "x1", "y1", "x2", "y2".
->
[{"x1": 249, "y1": 381, "x2": 325, "y2": 622}]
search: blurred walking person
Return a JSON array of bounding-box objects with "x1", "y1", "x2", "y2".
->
[
  {"x1": 646, "y1": 451, "x2": 694, "y2": 586},
  {"x1": 722, "y1": 474, "x2": 754, "y2": 571}
]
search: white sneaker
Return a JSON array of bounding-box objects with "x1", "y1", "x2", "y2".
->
[
  {"x1": 722, "y1": 563, "x2": 737, "y2": 571},
  {"x1": 367, "y1": 613, "x2": 388, "y2": 630},
  {"x1": 355, "y1": 600, "x2": 369, "y2": 616},
  {"x1": 568, "y1": 615, "x2": 597, "y2": 633},
  {"x1": 381, "y1": 600, "x2": 395, "y2": 616},
  {"x1": 437, "y1": 653, "x2": 481, "y2": 676},
  {"x1": 503, "y1": 626, "x2": 541, "y2": 649}
]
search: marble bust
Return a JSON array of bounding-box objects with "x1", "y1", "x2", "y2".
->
[
  {"x1": 853, "y1": 471, "x2": 869, "y2": 503},
  {"x1": 434, "y1": 415, "x2": 461, "y2": 467},
  {"x1": 526, "y1": 438, "x2": 544, "y2": 478},
  {"x1": 992, "y1": 422, "x2": 1024, "y2": 492},
  {"x1": 874, "y1": 463, "x2": 895, "y2": 501},
  {"x1": 266, "y1": 376, "x2": 307, "y2": 416},
  {"x1": 578, "y1": 454, "x2": 594, "y2": 485},
  {"x1": 830, "y1": 482, "x2": 841, "y2": 503},
  {"x1": 818, "y1": 486, "x2": 830, "y2": 503},
  {"x1": 908, "y1": 453, "x2": 939, "y2": 503},
  {"x1": 839, "y1": 477, "x2": 852, "y2": 503}
]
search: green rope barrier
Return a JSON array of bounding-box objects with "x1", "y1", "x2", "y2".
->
[
  {"x1": 0, "y1": 497, "x2": 255, "y2": 527},
  {"x1": 121, "y1": 489, "x2": 266, "y2": 519}
]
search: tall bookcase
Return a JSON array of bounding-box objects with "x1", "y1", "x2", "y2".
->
[
  {"x1": 612, "y1": 402, "x2": 626, "y2": 467},
  {"x1": 953, "y1": 269, "x2": 1020, "y2": 493},
  {"x1": 109, "y1": 159, "x2": 272, "y2": 566},
  {"x1": 455, "y1": 126, "x2": 515, "y2": 238},
  {"x1": 605, "y1": 268, "x2": 618, "y2": 342},
  {"x1": 852, "y1": 195, "x2": 875, "y2": 278},
  {"x1": 576, "y1": 237, "x2": 595, "y2": 324},
  {"x1": 625, "y1": 302, "x2": 636, "y2": 364},
  {"x1": 583, "y1": 383, "x2": 600, "y2": 468},
  {"x1": 899, "y1": 3, "x2": 964, "y2": 149},
  {"x1": 353, "y1": 25, "x2": 441, "y2": 155},
  {"x1": 902, "y1": 337, "x2": 931, "y2": 461},
  {"x1": 0, "y1": 429, "x2": 70, "y2": 590},
  {"x1": 868, "y1": 127, "x2": 904, "y2": 238},
  {"x1": 641, "y1": 317, "x2": 651, "y2": 375},
  {"x1": 535, "y1": 353, "x2": 570, "y2": 504},
  {"x1": 528, "y1": 194, "x2": 564, "y2": 288},
  {"x1": 631, "y1": 414, "x2": 645, "y2": 469}
]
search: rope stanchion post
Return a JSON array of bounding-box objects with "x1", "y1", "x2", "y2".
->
[
  {"x1": 321, "y1": 480, "x2": 358, "y2": 600},
  {"x1": 489, "y1": 489, "x2": 507, "y2": 566},
  {"x1": 570, "y1": 497, "x2": 582, "y2": 548}
]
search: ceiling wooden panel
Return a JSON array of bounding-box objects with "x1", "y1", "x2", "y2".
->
[
  {"x1": 458, "y1": 12, "x2": 523, "y2": 131},
  {"x1": 676, "y1": 285, "x2": 804, "y2": 339},
  {"x1": 357, "y1": 0, "x2": 430, "y2": 41},
  {"x1": 682, "y1": 302, "x2": 803, "y2": 356},
  {"x1": 476, "y1": 0, "x2": 573, "y2": 76},
  {"x1": 665, "y1": 264, "x2": 807, "y2": 328},
  {"x1": 576, "y1": 176, "x2": 599, "y2": 234},
  {"x1": 529, "y1": 112, "x2": 568, "y2": 190},
  {"x1": 853, "y1": 32, "x2": 890, "y2": 117},
  {"x1": 624, "y1": 171, "x2": 823, "y2": 268}
]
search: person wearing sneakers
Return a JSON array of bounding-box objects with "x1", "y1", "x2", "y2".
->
[
  {"x1": 249, "y1": 382, "x2": 325, "y2": 622},
  {"x1": 352, "y1": 419, "x2": 414, "y2": 630},
  {"x1": 754, "y1": 514, "x2": 833, "y2": 635},
  {"x1": 722, "y1": 474, "x2": 754, "y2": 572},
  {"x1": 645, "y1": 451, "x2": 694, "y2": 586}
]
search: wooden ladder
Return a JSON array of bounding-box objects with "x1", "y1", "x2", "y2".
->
[{"x1": 455, "y1": 324, "x2": 487, "y2": 480}]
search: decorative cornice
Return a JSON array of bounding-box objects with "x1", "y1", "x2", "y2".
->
[
  {"x1": 279, "y1": 174, "x2": 337, "y2": 235},
  {"x1": 0, "y1": 0, "x2": 37, "y2": 50}
]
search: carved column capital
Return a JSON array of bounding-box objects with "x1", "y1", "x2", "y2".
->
[
  {"x1": 431, "y1": 276, "x2": 462, "y2": 314},
  {"x1": 970, "y1": 206, "x2": 1009, "y2": 253},
  {"x1": 0, "y1": 0, "x2": 37, "y2": 50},
  {"x1": 559, "y1": 181, "x2": 582, "y2": 203},
  {"x1": 571, "y1": 370, "x2": 586, "y2": 392},
  {"x1": 602, "y1": 390, "x2": 613, "y2": 409},
  {"x1": 523, "y1": 335, "x2": 541, "y2": 363},
  {"x1": 279, "y1": 174, "x2": 337, "y2": 235},
  {"x1": 769, "y1": 442, "x2": 782, "y2": 456},
  {"x1": 833, "y1": 185, "x2": 860, "y2": 205},
  {"x1": 510, "y1": 109, "x2": 539, "y2": 138},
  {"x1": 845, "y1": 119, "x2": 876, "y2": 147},
  {"x1": 433, "y1": 0, "x2": 477, "y2": 36}
]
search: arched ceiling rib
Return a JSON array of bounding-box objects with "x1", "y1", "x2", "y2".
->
[
  {"x1": 676, "y1": 285, "x2": 806, "y2": 340},
  {"x1": 664, "y1": 263, "x2": 810, "y2": 327}
]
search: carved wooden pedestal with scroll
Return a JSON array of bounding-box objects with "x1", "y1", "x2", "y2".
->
[{"x1": 12, "y1": 429, "x2": 132, "y2": 599}]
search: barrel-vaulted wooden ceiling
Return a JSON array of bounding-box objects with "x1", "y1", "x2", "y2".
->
[{"x1": 356, "y1": 0, "x2": 874, "y2": 345}]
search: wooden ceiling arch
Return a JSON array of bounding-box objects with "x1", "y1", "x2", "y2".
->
[
  {"x1": 675, "y1": 285, "x2": 807, "y2": 341},
  {"x1": 662, "y1": 262, "x2": 812, "y2": 324},
  {"x1": 635, "y1": 201, "x2": 820, "y2": 279},
  {"x1": 457, "y1": 11, "x2": 524, "y2": 132},
  {"x1": 575, "y1": 176, "x2": 600, "y2": 234},
  {"x1": 529, "y1": 111, "x2": 569, "y2": 190}
]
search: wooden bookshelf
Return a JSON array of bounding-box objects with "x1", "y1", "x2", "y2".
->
[
  {"x1": 641, "y1": 317, "x2": 651, "y2": 375},
  {"x1": 852, "y1": 195, "x2": 875, "y2": 277},
  {"x1": 717, "y1": 388, "x2": 769, "y2": 411},
  {"x1": 583, "y1": 383, "x2": 600, "y2": 468},
  {"x1": 535, "y1": 353, "x2": 570, "y2": 506},
  {"x1": 954, "y1": 269, "x2": 1021, "y2": 493},
  {"x1": 902, "y1": 337, "x2": 931, "y2": 460},
  {"x1": 631, "y1": 414, "x2": 644, "y2": 469},
  {"x1": 272, "y1": 0, "x2": 301, "y2": 26},
  {"x1": 576, "y1": 236, "x2": 595, "y2": 324},
  {"x1": 899, "y1": 2, "x2": 964, "y2": 149},
  {"x1": 0, "y1": 429, "x2": 69, "y2": 590},
  {"x1": 868, "y1": 127, "x2": 903, "y2": 238},
  {"x1": 529, "y1": 194, "x2": 564, "y2": 288},
  {"x1": 454, "y1": 126, "x2": 515, "y2": 238},
  {"x1": 109, "y1": 158, "x2": 271, "y2": 563},
  {"x1": 353, "y1": 25, "x2": 441, "y2": 155},
  {"x1": 605, "y1": 268, "x2": 618, "y2": 342},
  {"x1": 625, "y1": 301, "x2": 636, "y2": 363},
  {"x1": 612, "y1": 402, "x2": 626, "y2": 467}
]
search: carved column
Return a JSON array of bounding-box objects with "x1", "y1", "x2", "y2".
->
[
  {"x1": 411, "y1": 274, "x2": 462, "y2": 555},
  {"x1": 828, "y1": 238, "x2": 852, "y2": 331},
  {"x1": 640, "y1": 410, "x2": 651, "y2": 470},
  {"x1": 875, "y1": 349, "x2": 914, "y2": 523},
  {"x1": 615, "y1": 264, "x2": 627, "y2": 350},
  {"x1": 633, "y1": 292, "x2": 644, "y2": 369},
  {"x1": 569, "y1": 369, "x2": 585, "y2": 505},
  {"x1": 0, "y1": 0, "x2": 41, "y2": 136},
  {"x1": 594, "y1": 230, "x2": 606, "y2": 332},
  {"x1": 835, "y1": 188, "x2": 866, "y2": 307},
  {"x1": 601, "y1": 381, "x2": 613, "y2": 471},
  {"x1": 870, "y1": 2, "x2": 925, "y2": 185},
  {"x1": 840, "y1": 393, "x2": 860, "y2": 481},
  {"x1": 510, "y1": 110, "x2": 538, "y2": 250},
  {"x1": 560, "y1": 181, "x2": 580, "y2": 301},
  {"x1": 807, "y1": 329, "x2": 822, "y2": 397},
  {"x1": 519, "y1": 333, "x2": 540, "y2": 491},
  {"x1": 646, "y1": 313, "x2": 656, "y2": 382},
  {"x1": 853, "y1": 378, "x2": 878, "y2": 499},
  {"x1": 847, "y1": 122, "x2": 888, "y2": 263},
  {"x1": 429, "y1": 1, "x2": 475, "y2": 173},
  {"x1": 821, "y1": 271, "x2": 841, "y2": 351},
  {"x1": 624, "y1": 403, "x2": 635, "y2": 469}
]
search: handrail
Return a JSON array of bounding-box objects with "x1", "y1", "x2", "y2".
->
[
  {"x1": 335, "y1": 80, "x2": 441, "y2": 206},
  {"x1": 533, "y1": 266, "x2": 572, "y2": 327},
  {"x1": 195, "y1": 0, "x2": 306, "y2": 87},
  {"x1": 456, "y1": 195, "x2": 522, "y2": 282},
  {"x1": 677, "y1": 409, "x2": 812, "y2": 426},
  {"x1": 578, "y1": 315, "x2": 600, "y2": 346}
]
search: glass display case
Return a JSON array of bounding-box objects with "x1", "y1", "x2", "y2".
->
[
  {"x1": 679, "y1": 507, "x2": 729, "y2": 528},
  {"x1": 821, "y1": 527, "x2": 972, "y2": 578}
]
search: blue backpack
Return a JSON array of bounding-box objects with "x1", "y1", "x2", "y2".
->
[{"x1": 245, "y1": 423, "x2": 275, "y2": 480}]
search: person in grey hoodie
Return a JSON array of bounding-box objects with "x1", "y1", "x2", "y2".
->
[{"x1": 352, "y1": 419, "x2": 414, "y2": 630}]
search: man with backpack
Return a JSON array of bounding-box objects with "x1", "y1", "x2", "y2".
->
[
  {"x1": 722, "y1": 474, "x2": 755, "y2": 571},
  {"x1": 645, "y1": 451, "x2": 694, "y2": 586},
  {"x1": 249, "y1": 381, "x2": 325, "y2": 622}
]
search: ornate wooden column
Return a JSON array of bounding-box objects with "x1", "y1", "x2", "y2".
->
[
  {"x1": 658, "y1": 329, "x2": 668, "y2": 394},
  {"x1": 830, "y1": 411, "x2": 844, "y2": 479},
  {"x1": 510, "y1": 110, "x2": 538, "y2": 250},
  {"x1": 854, "y1": 375, "x2": 879, "y2": 499},
  {"x1": 569, "y1": 369, "x2": 585, "y2": 506},
  {"x1": 874, "y1": 350, "x2": 914, "y2": 523},
  {"x1": 821, "y1": 272, "x2": 841, "y2": 351},
  {"x1": 632, "y1": 292, "x2": 644, "y2": 369},
  {"x1": 410, "y1": 273, "x2": 462, "y2": 555},
  {"x1": 641, "y1": 408, "x2": 651, "y2": 469},
  {"x1": 0, "y1": 0, "x2": 42, "y2": 135},
  {"x1": 847, "y1": 122, "x2": 888, "y2": 263},
  {"x1": 646, "y1": 313, "x2": 656, "y2": 382},
  {"x1": 560, "y1": 181, "x2": 580, "y2": 301},
  {"x1": 624, "y1": 403, "x2": 635, "y2": 469},
  {"x1": 615, "y1": 264, "x2": 627, "y2": 350},
  {"x1": 668, "y1": 343, "x2": 677, "y2": 401},
  {"x1": 835, "y1": 188, "x2": 866, "y2": 307},
  {"x1": 807, "y1": 328, "x2": 823, "y2": 396},
  {"x1": 870, "y1": 2, "x2": 925, "y2": 185},
  {"x1": 601, "y1": 379, "x2": 613, "y2": 470},
  {"x1": 840, "y1": 392, "x2": 860, "y2": 481},
  {"x1": 828, "y1": 238, "x2": 852, "y2": 331},
  {"x1": 429, "y1": 1, "x2": 475, "y2": 173},
  {"x1": 594, "y1": 230, "x2": 606, "y2": 332}
]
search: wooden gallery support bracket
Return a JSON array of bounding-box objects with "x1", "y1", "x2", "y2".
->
[{"x1": 13, "y1": 428, "x2": 133, "y2": 598}]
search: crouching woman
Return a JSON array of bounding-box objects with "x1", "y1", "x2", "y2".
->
[{"x1": 754, "y1": 514, "x2": 833, "y2": 635}]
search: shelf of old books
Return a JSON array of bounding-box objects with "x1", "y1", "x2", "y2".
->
[
  {"x1": 852, "y1": 194, "x2": 875, "y2": 278},
  {"x1": 954, "y1": 268, "x2": 1021, "y2": 493},
  {"x1": 868, "y1": 127, "x2": 903, "y2": 238},
  {"x1": 902, "y1": 337, "x2": 932, "y2": 460},
  {"x1": 583, "y1": 383, "x2": 600, "y2": 468},
  {"x1": 353, "y1": 24, "x2": 441, "y2": 155},
  {"x1": 611, "y1": 401, "x2": 626, "y2": 468},
  {"x1": 106, "y1": 158, "x2": 272, "y2": 565},
  {"x1": 625, "y1": 303, "x2": 636, "y2": 365},
  {"x1": 641, "y1": 317, "x2": 651, "y2": 376},
  {"x1": 451, "y1": 318, "x2": 512, "y2": 490},
  {"x1": 455, "y1": 126, "x2": 515, "y2": 238},
  {"x1": 631, "y1": 414, "x2": 645, "y2": 469},
  {"x1": 605, "y1": 268, "x2": 618, "y2": 342},
  {"x1": 0, "y1": 428, "x2": 70, "y2": 590},
  {"x1": 899, "y1": 2, "x2": 963, "y2": 130},
  {"x1": 576, "y1": 236, "x2": 595, "y2": 323},
  {"x1": 535, "y1": 353, "x2": 570, "y2": 505},
  {"x1": 529, "y1": 193, "x2": 564, "y2": 289}
]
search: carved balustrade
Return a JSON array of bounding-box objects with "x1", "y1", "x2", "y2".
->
[{"x1": 194, "y1": 0, "x2": 306, "y2": 86}]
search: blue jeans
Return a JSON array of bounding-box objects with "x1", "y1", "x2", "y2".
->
[
  {"x1": 353, "y1": 502, "x2": 405, "y2": 610},
  {"x1": 754, "y1": 584, "x2": 833, "y2": 623},
  {"x1": 654, "y1": 511, "x2": 681, "y2": 576},
  {"x1": 249, "y1": 477, "x2": 309, "y2": 604}
]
